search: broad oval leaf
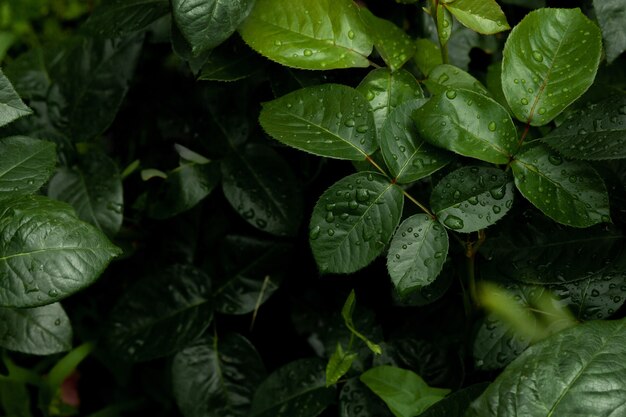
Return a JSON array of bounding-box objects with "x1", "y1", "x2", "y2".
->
[
  {"x1": 172, "y1": 333, "x2": 266, "y2": 417},
  {"x1": 413, "y1": 89, "x2": 517, "y2": 164},
  {"x1": 0, "y1": 69, "x2": 32, "y2": 127},
  {"x1": 356, "y1": 68, "x2": 424, "y2": 135},
  {"x1": 198, "y1": 39, "x2": 267, "y2": 82},
  {"x1": 413, "y1": 39, "x2": 442, "y2": 77},
  {"x1": 511, "y1": 144, "x2": 610, "y2": 227},
  {"x1": 0, "y1": 195, "x2": 121, "y2": 308},
  {"x1": 84, "y1": 0, "x2": 170, "y2": 38},
  {"x1": 339, "y1": 378, "x2": 392, "y2": 417},
  {"x1": 0, "y1": 136, "x2": 56, "y2": 198},
  {"x1": 222, "y1": 144, "x2": 303, "y2": 237},
  {"x1": 430, "y1": 166, "x2": 514, "y2": 233},
  {"x1": 593, "y1": 0, "x2": 626, "y2": 64},
  {"x1": 380, "y1": 99, "x2": 452, "y2": 184},
  {"x1": 501, "y1": 8, "x2": 602, "y2": 126},
  {"x1": 260, "y1": 84, "x2": 377, "y2": 160},
  {"x1": 542, "y1": 95, "x2": 626, "y2": 160},
  {"x1": 309, "y1": 172, "x2": 404, "y2": 274},
  {"x1": 443, "y1": 0, "x2": 510, "y2": 35},
  {"x1": 106, "y1": 264, "x2": 213, "y2": 362},
  {"x1": 326, "y1": 342, "x2": 358, "y2": 387},
  {"x1": 251, "y1": 358, "x2": 335, "y2": 417},
  {"x1": 48, "y1": 151, "x2": 123, "y2": 237},
  {"x1": 239, "y1": 0, "x2": 373, "y2": 70},
  {"x1": 467, "y1": 318, "x2": 626, "y2": 417},
  {"x1": 0, "y1": 303, "x2": 71, "y2": 355},
  {"x1": 387, "y1": 214, "x2": 448, "y2": 296},
  {"x1": 423, "y1": 64, "x2": 491, "y2": 96},
  {"x1": 172, "y1": 0, "x2": 255, "y2": 55}
]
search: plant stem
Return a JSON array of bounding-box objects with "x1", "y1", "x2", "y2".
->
[{"x1": 433, "y1": 0, "x2": 449, "y2": 64}]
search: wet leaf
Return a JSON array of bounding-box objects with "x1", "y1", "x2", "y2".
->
[
  {"x1": 593, "y1": 0, "x2": 626, "y2": 64},
  {"x1": 424, "y1": 64, "x2": 490, "y2": 96},
  {"x1": 84, "y1": 0, "x2": 170, "y2": 38},
  {"x1": 419, "y1": 383, "x2": 489, "y2": 417},
  {"x1": 0, "y1": 69, "x2": 32, "y2": 128},
  {"x1": 0, "y1": 136, "x2": 56, "y2": 198},
  {"x1": 359, "y1": 9, "x2": 416, "y2": 72},
  {"x1": 413, "y1": 39, "x2": 442, "y2": 76},
  {"x1": 339, "y1": 378, "x2": 392, "y2": 417},
  {"x1": 443, "y1": 0, "x2": 510, "y2": 35},
  {"x1": 326, "y1": 343, "x2": 358, "y2": 387}
]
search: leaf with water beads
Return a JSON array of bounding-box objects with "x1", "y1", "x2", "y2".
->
[
  {"x1": 309, "y1": 172, "x2": 403, "y2": 274},
  {"x1": 424, "y1": 64, "x2": 491, "y2": 97},
  {"x1": 443, "y1": 0, "x2": 510, "y2": 35},
  {"x1": 0, "y1": 69, "x2": 32, "y2": 128},
  {"x1": 0, "y1": 136, "x2": 56, "y2": 199}
]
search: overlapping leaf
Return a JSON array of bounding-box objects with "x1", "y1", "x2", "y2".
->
[
  {"x1": 424, "y1": 64, "x2": 490, "y2": 96},
  {"x1": 0, "y1": 136, "x2": 56, "y2": 198},
  {"x1": 443, "y1": 0, "x2": 510, "y2": 35},
  {"x1": 0, "y1": 69, "x2": 32, "y2": 127},
  {"x1": 358, "y1": 9, "x2": 416, "y2": 71},
  {"x1": 84, "y1": 0, "x2": 170, "y2": 38},
  {"x1": 593, "y1": 0, "x2": 626, "y2": 63}
]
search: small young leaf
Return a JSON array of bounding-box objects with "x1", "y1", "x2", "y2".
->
[
  {"x1": 359, "y1": 9, "x2": 416, "y2": 71},
  {"x1": 341, "y1": 290, "x2": 382, "y2": 355},
  {"x1": 239, "y1": 0, "x2": 373, "y2": 70},
  {"x1": 501, "y1": 8, "x2": 602, "y2": 126},
  {"x1": 84, "y1": 0, "x2": 170, "y2": 38},
  {"x1": 511, "y1": 144, "x2": 610, "y2": 227},
  {"x1": 436, "y1": 5, "x2": 453, "y2": 48},
  {"x1": 593, "y1": 0, "x2": 626, "y2": 64},
  {"x1": 430, "y1": 166, "x2": 514, "y2": 233},
  {"x1": 387, "y1": 214, "x2": 448, "y2": 295},
  {"x1": 0, "y1": 136, "x2": 56, "y2": 198},
  {"x1": 0, "y1": 69, "x2": 32, "y2": 127},
  {"x1": 424, "y1": 64, "x2": 491, "y2": 96},
  {"x1": 309, "y1": 172, "x2": 403, "y2": 274},
  {"x1": 443, "y1": 0, "x2": 510, "y2": 35},
  {"x1": 260, "y1": 84, "x2": 377, "y2": 160},
  {"x1": 326, "y1": 343, "x2": 358, "y2": 387},
  {"x1": 413, "y1": 89, "x2": 517, "y2": 164}
]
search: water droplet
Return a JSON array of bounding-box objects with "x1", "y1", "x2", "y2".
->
[
  {"x1": 310, "y1": 226, "x2": 321, "y2": 240},
  {"x1": 54, "y1": 318, "x2": 62, "y2": 326},
  {"x1": 492, "y1": 205, "x2": 501, "y2": 214},
  {"x1": 27, "y1": 179, "x2": 35, "y2": 185},
  {"x1": 531, "y1": 51, "x2": 543, "y2": 62},
  {"x1": 453, "y1": 190, "x2": 461, "y2": 200},
  {"x1": 489, "y1": 186, "x2": 506, "y2": 200},
  {"x1": 443, "y1": 215, "x2": 464, "y2": 230},
  {"x1": 303, "y1": 49, "x2": 313, "y2": 56},
  {"x1": 327, "y1": 229, "x2": 335, "y2": 236},
  {"x1": 521, "y1": 98, "x2": 529, "y2": 105},
  {"x1": 255, "y1": 219, "x2": 267, "y2": 228},
  {"x1": 365, "y1": 91, "x2": 375, "y2": 101},
  {"x1": 446, "y1": 90, "x2": 457, "y2": 99},
  {"x1": 326, "y1": 203, "x2": 336, "y2": 211},
  {"x1": 356, "y1": 125, "x2": 369, "y2": 133},
  {"x1": 344, "y1": 119, "x2": 356, "y2": 127},
  {"x1": 274, "y1": 40, "x2": 282, "y2": 46},
  {"x1": 468, "y1": 196, "x2": 479, "y2": 205},
  {"x1": 578, "y1": 128, "x2": 588, "y2": 135},
  {"x1": 438, "y1": 73, "x2": 449, "y2": 83},
  {"x1": 243, "y1": 208, "x2": 255, "y2": 219},
  {"x1": 348, "y1": 30, "x2": 355, "y2": 39},
  {"x1": 48, "y1": 289, "x2": 59, "y2": 297},
  {"x1": 356, "y1": 189, "x2": 370, "y2": 203},
  {"x1": 488, "y1": 121, "x2": 496, "y2": 131},
  {"x1": 349, "y1": 201, "x2": 358, "y2": 210},
  {"x1": 326, "y1": 212, "x2": 335, "y2": 223},
  {"x1": 548, "y1": 154, "x2": 563, "y2": 165},
  {"x1": 442, "y1": 19, "x2": 449, "y2": 28}
]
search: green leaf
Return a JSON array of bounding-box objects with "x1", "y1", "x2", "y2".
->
[
  {"x1": 393, "y1": 261, "x2": 454, "y2": 307},
  {"x1": 259, "y1": 84, "x2": 377, "y2": 160},
  {"x1": 239, "y1": 0, "x2": 373, "y2": 70},
  {"x1": 358, "y1": 9, "x2": 416, "y2": 71},
  {"x1": 387, "y1": 214, "x2": 448, "y2": 295},
  {"x1": 198, "y1": 39, "x2": 267, "y2": 82},
  {"x1": 360, "y1": 366, "x2": 450, "y2": 417},
  {"x1": 0, "y1": 136, "x2": 56, "y2": 198},
  {"x1": 430, "y1": 166, "x2": 514, "y2": 233},
  {"x1": 542, "y1": 95, "x2": 626, "y2": 160},
  {"x1": 84, "y1": 0, "x2": 170, "y2": 38},
  {"x1": 309, "y1": 172, "x2": 404, "y2": 274},
  {"x1": 106, "y1": 264, "x2": 213, "y2": 362},
  {"x1": 511, "y1": 144, "x2": 610, "y2": 227},
  {"x1": 0, "y1": 195, "x2": 121, "y2": 308},
  {"x1": 172, "y1": 0, "x2": 254, "y2": 55},
  {"x1": 593, "y1": 0, "x2": 626, "y2": 63},
  {"x1": 221, "y1": 144, "x2": 303, "y2": 237},
  {"x1": 0, "y1": 303, "x2": 71, "y2": 355},
  {"x1": 501, "y1": 8, "x2": 602, "y2": 126},
  {"x1": 326, "y1": 343, "x2": 358, "y2": 387},
  {"x1": 0, "y1": 380, "x2": 32, "y2": 417},
  {"x1": 418, "y1": 383, "x2": 488, "y2": 417},
  {"x1": 413, "y1": 39, "x2": 442, "y2": 77},
  {"x1": 436, "y1": 5, "x2": 452, "y2": 48},
  {"x1": 340, "y1": 378, "x2": 392, "y2": 417},
  {"x1": 172, "y1": 333, "x2": 266, "y2": 417},
  {"x1": 356, "y1": 68, "x2": 424, "y2": 135},
  {"x1": 341, "y1": 290, "x2": 382, "y2": 355},
  {"x1": 251, "y1": 358, "x2": 335, "y2": 417},
  {"x1": 443, "y1": 0, "x2": 510, "y2": 35},
  {"x1": 423, "y1": 64, "x2": 491, "y2": 96},
  {"x1": 0, "y1": 69, "x2": 32, "y2": 128},
  {"x1": 48, "y1": 152, "x2": 123, "y2": 237},
  {"x1": 467, "y1": 318, "x2": 626, "y2": 417},
  {"x1": 380, "y1": 99, "x2": 452, "y2": 184},
  {"x1": 413, "y1": 89, "x2": 518, "y2": 164}
]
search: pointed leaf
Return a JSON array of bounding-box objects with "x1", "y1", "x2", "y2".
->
[
  {"x1": 467, "y1": 318, "x2": 626, "y2": 417},
  {"x1": 356, "y1": 68, "x2": 424, "y2": 135},
  {"x1": 0, "y1": 136, "x2": 56, "y2": 198},
  {"x1": 0, "y1": 69, "x2": 32, "y2": 127},
  {"x1": 222, "y1": 144, "x2": 303, "y2": 237},
  {"x1": 172, "y1": 333, "x2": 266, "y2": 417},
  {"x1": 511, "y1": 144, "x2": 610, "y2": 227},
  {"x1": 413, "y1": 89, "x2": 518, "y2": 164},
  {"x1": 251, "y1": 358, "x2": 335, "y2": 417},
  {"x1": 359, "y1": 9, "x2": 416, "y2": 71},
  {"x1": 309, "y1": 172, "x2": 404, "y2": 274},
  {"x1": 380, "y1": 99, "x2": 452, "y2": 184},
  {"x1": 413, "y1": 39, "x2": 442, "y2": 77},
  {"x1": 239, "y1": 0, "x2": 373, "y2": 70},
  {"x1": 260, "y1": 84, "x2": 377, "y2": 160},
  {"x1": 326, "y1": 343, "x2": 358, "y2": 387},
  {"x1": 84, "y1": 0, "x2": 170, "y2": 38},
  {"x1": 0, "y1": 303, "x2": 71, "y2": 355},
  {"x1": 341, "y1": 290, "x2": 382, "y2": 354},
  {"x1": 198, "y1": 39, "x2": 267, "y2": 82},
  {"x1": 501, "y1": 8, "x2": 602, "y2": 126},
  {"x1": 387, "y1": 214, "x2": 448, "y2": 295},
  {"x1": 0, "y1": 195, "x2": 120, "y2": 308},
  {"x1": 423, "y1": 64, "x2": 491, "y2": 96},
  {"x1": 444, "y1": 0, "x2": 510, "y2": 35},
  {"x1": 430, "y1": 166, "x2": 514, "y2": 233},
  {"x1": 340, "y1": 378, "x2": 392, "y2": 417},
  {"x1": 542, "y1": 95, "x2": 626, "y2": 160},
  {"x1": 436, "y1": 5, "x2": 453, "y2": 48},
  {"x1": 593, "y1": 0, "x2": 626, "y2": 63}
]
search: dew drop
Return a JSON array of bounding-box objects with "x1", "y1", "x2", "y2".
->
[
  {"x1": 443, "y1": 215, "x2": 464, "y2": 230},
  {"x1": 356, "y1": 125, "x2": 369, "y2": 133},
  {"x1": 356, "y1": 189, "x2": 369, "y2": 202},
  {"x1": 521, "y1": 98, "x2": 529, "y2": 105},
  {"x1": 531, "y1": 51, "x2": 543, "y2": 62},
  {"x1": 445, "y1": 90, "x2": 457, "y2": 99},
  {"x1": 344, "y1": 119, "x2": 356, "y2": 127},
  {"x1": 453, "y1": 190, "x2": 461, "y2": 200},
  {"x1": 538, "y1": 107, "x2": 546, "y2": 115},
  {"x1": 326, "y1": 212, "x2": 335, "y2": 223},
  {"x1": 48, "y1": 289, "x2": 59, "y2": 297},
  {"x1": 327, "y1": 228, "x2": 335, "y2": 236},
  {"x1": 488, "y1": 121, "x2": 496, "y2": 132},
  {"x1": 349, "y1": 201, "x2": 358, "y2": 210},
  {"x1": 54, "y1": 318, "x2": 62, "y2": 326},
  {"x1": 489, "y1": 186, "x2": 506, "y2": 200},
  {"x1": 303, "y1": 49, "x2": 313, "y2": 56},
  {"x1": 492, "y1": 205, "x2": 501, "y2": 214},
  {"x1": 348, "y1": 30, "x2": 355, "y2": 39},
  {"x1": 438, "y1": 73, "x2": 449, "y2": 83},
  {"x1": 548, "y1": 154, "x2": 563, "y2": 165},
  {"x1": 309, "y1": 226, "x2": 321, "y2": 240}
]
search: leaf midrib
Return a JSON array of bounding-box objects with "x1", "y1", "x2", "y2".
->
[
  {"x1": 0, "y1": 143, "x2": 52, "y2": 180},
  {"x1": 0, "y1": 246, "x2": 109, "y2": 262}
]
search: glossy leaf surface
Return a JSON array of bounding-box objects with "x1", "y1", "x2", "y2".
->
[
  {"x1": 593, "y1": 0, "x2": 626, "y2": 63},
  {"x1": 413, "y1": 39, "x2": 442, "y2": 76},
  {"x1": 309, "y1": 172, "x2": 403, "y2": 274},
  {"x1": 501, "y1": 8, "x2": 602, "y2": 126},
  {"x1": 260, "y1": 84, "x2": 377, "y2": 160},
  {"x1": 340, "y1": 378, "x2": 392, "y2": 417},
  {"x1": 84, "y1": 0, "x2": 170, "y2": 38},
  {"x1": 444, "y1": 0, "x2": 510, "y2": 35},
  {"x1": 424, "y1": 64, "x2": 490, "y2": 96},
  {"x1": 0, "y1": 69, "x2": 31, "y2": 127},
  {"x1": 0, "y1": 136, "x2": 56, "y2": 198},
  {"x1": 326, "y1": 343, "x2": 358, "y2": 387},
  {"x1": 359, "y1": 9, "x2": 416, "y2": 71},
  {"x1": 419, "y1": 383, "x2": 488, "y2": 417}
]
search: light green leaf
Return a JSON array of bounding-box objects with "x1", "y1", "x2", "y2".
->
[
  {"x1": 359, "y1": 9, "x2": 416, "y2": 71},
  {"x1": 0, "y1": 69, "x2": 32, "y2": 128},
  {"x1": 251, "y1": 358, "x2": 335, "y2": 417},
  {"x1": 172, "y1": 0, "x2": 254, "y2": 55},
  {"x1": 260, "y1": 84, "x2": 377, "y2": 160},
  {"x1": 380, "y1": 99, "x2": 452, "y2": 184},
  {"x1": 0, "y1": 303, "x2": 71, "y2": 355},
  {"x1": 444, "y1": 0, "x2": 510, "y2": 35},
  {"x1": 309, "y1": 172, "x2": 403, "y2": 274},
  {"x1": 84, "y1": 0, "x2": 170, "y2": 38},
  {"x1": 593, "y1": 0, "x2": 626, "y2": 63},
  {"x1": 413, "y1": 39, "x2": 442, "y2": 76},
  {"x1": 387, "y1": 214, "x2": 448, "y2": 296},
  {"x1": 423, "y1": 64, "x2": 490, "y2": 96},
  {"x1": 341, "y1": 290, "x2": 382, "y2": 355},
  {"x1": 356, "y1": 68, "x2": 424, "y2": 135},
  {"x1": 172, "y1": 333, "x2": 266, "y2": 417},
  {"x1": 436, "y1": 4, "x2": 452, "y2": 48},
  {"x1": 501, "y1": 8, "x2": 602, "y2": 126},
  {"x1": 326, "y1": 343, "x2": 358, "y2": 387},
  {"x1": 430, "y1": 166, "x2": 514, "y2": 233},
  {"x1": 511, "y1": 144, "x2": 610, "y2": 227},
  {"x1": 0, "y1": 136, "x2": 56, "y2": 198},
  {"x1": 239, "y1": 0, "x2": 373, "y2": 70},
  {"x1": 413, "y1": 89, "x2": 518, "y2": 164},
  {"x1": 467, "y1": 318, "x2": 626, "y2": 417},
  {"x1": 542, "y1": 95, "x2": 626, "y2": 160},
  {"x1": 360, "y1": 366, "x2": 450, "y2": 417}
]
